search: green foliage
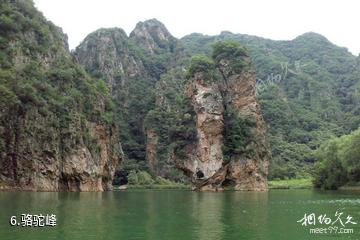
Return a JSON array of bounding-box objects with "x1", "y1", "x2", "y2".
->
[
  {"x1": 0, "y1": 84, "x2": 19, "y2": 109},
  {"x1": 169, "y1": 96, "x2": 197, "y2": 159},
  {"x1": 127, "y1": 170, "x2": 177, "y2": 185},
  {"x1": 222, "y1": 106, "x2": 257, "y2": 162},
  {"x1": 136, "y1": 170, "x2": 155, "y2": 185},
  {"x1": 268, "y1": 135, "x2": 314, "y2": 180},
  {"x1": 154, "y1": 176, "x2": 173, "y2": 185},
  {"x1": 127, "y1": 170, "x2": 139, "y2": 185},
  {"x1": 128, "y1": 39, "x2": 170, "y2": 79},
  {"x1": 181, "y1": 31, "x2": 360, "y2": 180},
  {"x1": 142, "y1": 68, "x2": 196, "y2": 178},
  {"x1": 144, "y1": 94, "x2": 197, "y2": 166},
  {"x1": 126, "y1": 183, "x2": 189, "y2": 190},
  {"x1": 212, "y1": 40, "x2": 249, "y2": 76},
  {"x1": 116, "y1": 76, "x2": 156, "y2": 165},
  {"x1": 144, "y1": 107, "x2": 173, "y2": 171},
  {"x1": 187, "y1": 54, "x2": 216, "y2": 80},
  {"x1": 0, "y1": 0, "x2": 116, "y2": 164},
  {"x1": 125, "y1": 170, "x2": 188, "y2": 189},
  {"x1": 313, "y1": 142, "x2": 347, "y2": 189},
  {"x1": 0, "y1": 14, "x2": 19, "y2": 33},
  {"x1": 269, "y1": 178, "x2": 312, "y2": 189},
  {"x1": 313, "y1": 128, "x2": 360, "y2": 189}
]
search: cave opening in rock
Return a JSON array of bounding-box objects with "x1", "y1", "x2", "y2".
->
[
  {"x1": 112, "y1": 170, "x2": 128, "y2": 185},
  {"x1": 196, "y1": 169, "x2": 204, "y2": 179},
  {"x1": 222, "y1": 179, "x2": 236, "y2": 187}
]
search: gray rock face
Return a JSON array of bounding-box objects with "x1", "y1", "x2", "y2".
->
[
  {"x1": 75, "y1": 28, "x2": 145, "y2": 95},
  {"x1": 181, "y1": 73, "x2": 225, "y2": 190},
  {"x1": 75, "y1": 19, "x2": 179, "y2": 179},
  {"x1": 0, "y1": 114, "x2": 121, "y2": 191},
  {"x1": 130, "y1": 19, "x2": 177, "y2": 54},
  {"x1": 75, "y1": 19, "x2": 178, "y2": 95}
]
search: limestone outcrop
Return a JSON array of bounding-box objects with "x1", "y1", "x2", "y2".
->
[
  {"x1": 180, "y1": 72, "x2": 225, "y2": 191},
  {"x1": 72, "y1": 17, "x2": 270, "y2": 191},
  {"x1": 176, "y1": 43, "x2": 270, "y2": 191},
  {"x1": 0, "y1": 1, "x2": 121, "y2": 191}
]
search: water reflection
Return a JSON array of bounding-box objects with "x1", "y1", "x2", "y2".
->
[
  {"x1": 1, "y1": 190, "x2": 360, "y2": 240},
  {"x1": 223, "y1": 191, "x2": 269, "y2": 240},
  {"x1": 191, "y1": 192, "x2": 225, "y2": 240}
]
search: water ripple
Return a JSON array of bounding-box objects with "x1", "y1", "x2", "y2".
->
[{"x1": 302, "y1": 199, "x2": 360, "y2": 205}]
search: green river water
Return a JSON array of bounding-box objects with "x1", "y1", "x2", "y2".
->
[{"x1": 0, "y1": 189, "x2": 359, "y2": 240}]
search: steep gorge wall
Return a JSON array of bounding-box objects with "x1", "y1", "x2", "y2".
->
[
  {"x1": 75, "y1": 19, "x2": 180, "y2": 177},
  {"x1": 0, "y1": 1, "x2": 121, "y2": 191},
  {"x1": 74, "y1": 18, "x2": 270, "y2": 190},
  {"x1": 1, "y1": 118, "x2": 120, "y2": 191}
]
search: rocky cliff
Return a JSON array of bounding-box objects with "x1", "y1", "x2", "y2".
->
[
  {"x1": 3, "y1": 3, "x2": 358, "y2": 191},
  {"x1": 174, "y1": 43, "x2": 270, "y2": 191},
  {"x1": 74, "y1": 19, "x2": 270, "y2": 190},
  {"x1": 74, "y1": 28, "x2": 146, "y2": 96},
  {"x1": 180, "y1": 71, "x2": 226, "y2": 191},
  {"x1": 129, "y1": 19, "x2": 177, "y2": 55},
  {"x1": 75, "y1": 19, "x2": 181, "y2": 178},
  {"x1": 220, "y1": 57, "x2": 270, "y2": 191},
  {"x1": 75, "y1": 18, "x2": 177, "y2": 93},
  {"x1": 182, "y1": 32, "x2": 360, "y2": 180},
  {"x1": 0, "y1": 0, "x2": 121, "y2": 191}
]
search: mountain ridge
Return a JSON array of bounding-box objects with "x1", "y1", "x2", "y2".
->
[
  {"x1": 1, "y1": 2, "x2": 359, "y2": 191},
  {"x1": 75, "y1": 19, "x2": 360, "y2": 181}
]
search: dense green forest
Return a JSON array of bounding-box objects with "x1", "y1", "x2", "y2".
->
[
  {"x1": 74, "y1": 22, "x2": 185, "y2": 179},
  {"x1": 0, "y1": 0, "x2": 115, "y2": 151},
  {"x1": 74, "y1": 20, "x2": 360, "y2": 185},
  {"x1": 0, "y1": 0, "x2": 119, "y2": 191},
  {"x1": 180, "y1": 32, "x2": 360, "y2": 180},
  {"x1": 313, "y1": 127, "x2": 360, "y2": 189},
  {"x1": 1, "y1": 0, "x2": 359, "y2": 188}
]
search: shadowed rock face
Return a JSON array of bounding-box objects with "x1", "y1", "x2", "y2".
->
[
  {"x1": 59, "y1": 124, "x2": 121, "y2": 192},
  {"x1": 224, "y1": 70, "x2": 270, "y2": 191},
  {"x1": 74, "y1": 28, "x2": 146, "y2": 95},
  {"x1": 0, "y1": 120, "x2": 121, "y2": 192}
]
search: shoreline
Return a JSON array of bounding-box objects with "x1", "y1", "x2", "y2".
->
[
  {"x1": 268, "y1": 178, "x2": 313, "y2": 189},
  {"x1": 3, "y1": 178, "x2": 360, "y2": 191}
]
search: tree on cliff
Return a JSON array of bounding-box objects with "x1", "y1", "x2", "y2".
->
[{"x1": 212, "y1": 40, "x2": 249, "y2": 78}]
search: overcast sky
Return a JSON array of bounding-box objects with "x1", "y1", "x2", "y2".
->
[{"x1": 33, "y1": 0, "x2": 359, "y2": 55}]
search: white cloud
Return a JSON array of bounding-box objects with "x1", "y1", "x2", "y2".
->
[{"x1": 33, "y1": 0, "x2": 359, "y2": 55}]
